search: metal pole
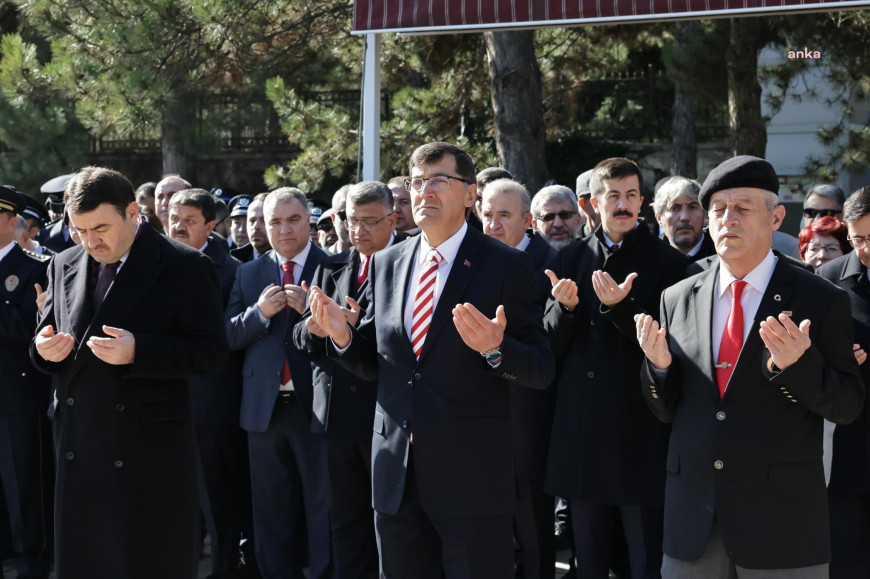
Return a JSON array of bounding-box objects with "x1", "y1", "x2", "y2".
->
[{"x1": 361, "y1": 33, "x2": 382, "y2": 181}]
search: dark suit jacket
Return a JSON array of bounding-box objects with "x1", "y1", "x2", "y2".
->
[
  {"x1": 294, "y1": 247, "x2": 379, "y2": 437},
  {"x1": 190, "y1": 241, "x2": 244, "y2": 424},
  {"x1": 41, "y1": 219, "x2": 75, "y2": 254},
  {"x1": 329, "y1": 226, "x2": 554, "y2": 517},
  {"x1": 230, "y1": 242, "x2": 255, "y2": 263},
  {"x1": 0, "y1": 244, "x2": 50, "y2": 415},
  {"x1": 30, "y1": 224, "x2": 227, "y2": 579},
  {"x1": 225, "y1": 244, "x2": 327, "y2": 433},
  {"x1": 643, "y1": 256, "x2": 864, "y2": 568},
  {"x1": 544, "y1": 224, "x2": 688, "y2": 504},
  {"x1": 817, "y1": 252, "x2": 870, "y2": 494},
  {"x1": 688, "y1": 231, "x2": 716, "y2": 262}
]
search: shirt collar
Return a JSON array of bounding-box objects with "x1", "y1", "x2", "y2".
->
[
  {"x1": 718, "y1": 250, "x2": 777, "y2": 298},
  {"x1": 419, "y1": 222, "x2": 467, "y2": 266},
  {"x1": 602, "y1": 221, "x2": 640, "y2": 248},
  {"x1": 515, "y1": 233, "x2": 531, "y2": 252},
  {"x1": 687, "y1": 233, "x2": 706, "y2": 257},
  {"x1": 277, "y1": 240, "x2": 312, "y2": 268},
  {"x1": 0, "y1": 240, "x2": 14, "y2": 262}
]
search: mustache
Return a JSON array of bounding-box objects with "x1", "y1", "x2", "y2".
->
[{"x1": 612, "y1": 210, "x2": 634, "y2": 218}]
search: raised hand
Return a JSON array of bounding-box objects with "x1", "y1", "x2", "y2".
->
[
  {"x1": 592, "y1": 270, "x2": 637, "y2": 307},
  {"x1": 35, "y1": 324, "x2": 75, "y2": 363},
  {"x1": 257, "y1": 284, "x2": 287, "y2": 319},
  {"x1": 284, "y1": 281, "x2": 309, "y2": 315},
  {"x1": 635, "y1": 313, "x2": 671, "y2": 370},
  {"x1": 342, "y1": 296, "x2": 362, "y2": 327},
  {"x1": 452, "y1": 303, "x2": 506, "y2": 354},
  {"x1": 759, "y1": 314, "x2": 811, "y2": 371},
  {"x1": 87, "y1": 325, "x2": 136, "y2": 365},
  {"x1": 309, "y1": 285, "x2": 352, "y2": 348},
  {"x1": 545, "y1": 269, "x2": 579, "y2": 310},
  {"x1": 854, "y1": 343, "x2": 867, "y2": 366},
  {"x1": 35, "y1": 283, "x2": 47, "y2": 315}
]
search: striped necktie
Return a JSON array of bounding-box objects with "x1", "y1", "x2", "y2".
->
[{"x1": 410, "y1": 249, "x2": 442, "y2": 359}]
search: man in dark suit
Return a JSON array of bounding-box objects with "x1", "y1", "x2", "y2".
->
[
  {"x1": 636, "y1": 156, "x2": 864, "y2": 576},
  {"x1": 544, "y1": 158, "x2": 688, "y2": 578},
  {"x1": 231, "y1": 193, "x2": 271, "y2": 264},
  {"x1": 30, "y1": 167, "x2": 228, "y2": 579},
  {"x1": 816, "y1": 185, "x2": 870, "y2": 578},
  {"x1": 480, "y1": 177, "x2": 557, "y2": 578},
  {"x1": 225, "y1": 187, "x2": 330, "y2": 579},
  {"x1": 295, "y1": 181, "x2": 405, "y2": 578},
  {"x1": 0, "y1": 187, "x2": 53, "y2": 579},
  {"x1": 653, "y1": 176, "x2": 716, "y2": 262},
  {"x1": 168, "y1": 189, "x2": 257, "y2": 578},
  {"x1": 309, "y1": 142, "x2": 554, "y2": 578},
  {"x1": 39, "y1": 174, "x2": 76, "y2": 254}
]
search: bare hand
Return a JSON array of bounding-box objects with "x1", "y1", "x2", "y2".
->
[
  {"x1": 342, "y1": 296, "x2": 362, "y2": 327},
  {"x1": 635, "y1": 314, "x2": 671, "y2": 370},
  {"x1": 309, "y1": 285, "x2": 351, "y2": 348},
  {"x1": 545, "y1": 269, "x2": 579, "y2": 310},
  {"x1": 452, "y1": 303, "x2": 506, "y2": 353},
  {"x1": 592, "y1": 270, "x2": 637, "y2": 307},
  {"x1": 305, "y1": 315, "x2": 328, "y2": 338},
  {"x1": 284, "y1": 282, "x2": 308, "y2": 315},
  {"x1": 257, "y1": 284, "x2": 286, "y2": 319},
  {"x1": 35, "y1": 324, "x2": 75, "y2": 362},
  {"x1": 35, "y1": 283, "x2": 47, "y2": 315},
  {"x1": 854, "y1": 343, "x2": 866, "y2": 365},
  {"x1": 759, "y1": 314, "x2": 811, "y2": 370},
  {"x1": 87, "y1": 326, "x2": 136, "y2": 365}
]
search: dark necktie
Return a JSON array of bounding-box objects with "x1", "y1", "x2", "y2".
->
[
  {"x1": 716, "y1": 280, "x2": 747, "y2": 398},
  {"x1": 93, "y1": 261, "x2": 121, "y2": 310},
  {"x1": 608, "y1": 243, "x2": 620, "y2": 254},
  {"x1": 357, "y1": 255, "x2": 370, "y2": 288},
  {"x1": 280, "y1": 261, "x2": 294, "y2": 386}
]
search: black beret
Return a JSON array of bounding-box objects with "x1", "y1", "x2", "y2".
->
[
  {"x1": 699, "y1": 155, "x2": 779, "y2": 210},
  {"x1": 40, "y1": 174, "x2": 73, "y2": 197},
  {"x1": 228, "y1": 194, "x2": 253, "y2": 218},
  {"x1": 0, "y1": 185, "x2": 24, "y2": 214}
]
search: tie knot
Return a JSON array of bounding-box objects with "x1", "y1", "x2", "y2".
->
[
  {"x1": 104, "y1": 261, "x2": 121, "y2": 273},
  {"x1": 731, "y1": 280, "x2": 747, "y2": 299},
  {"x1": 281, "y1": 260, "x2": 293, "y2": 272},
  {"x1": 426, "y1": 249, "x2": 442, "y2": 264},
  {"x1": 608, "y1": 243, "x2": 620, "y2": 254}
]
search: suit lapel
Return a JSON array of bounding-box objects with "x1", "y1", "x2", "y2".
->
[
  {"x1": 691, "y1": 267, "x2": 718, "y2": 402},
  {"x1": 392, "y1": 236, "x2": 419, "y2": 349},
  {"x1": 62, "y1": 249, "x2": 95, "y2": 347},
  {"x1": 331, "y1": 251, "x2": 356, "y2": 305},
  {"x1": 418, "y1": 228, "x2": 481, "y2": 362}
]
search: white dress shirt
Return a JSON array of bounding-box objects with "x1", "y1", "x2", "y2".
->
[
  {"x1": 0, "y1": 240, "x2": 14, "y2": 263},
  {"x1": 515, "y1": 234, "x2": 531, "y2": 252},
  {"x1": 357, "y1": 234, "x2": 396, "y2": 279}
]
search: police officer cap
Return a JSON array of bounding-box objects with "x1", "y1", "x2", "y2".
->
[
  {"x1": 699, "y1": 155, "x2": 779, "y2": 210},
  {"x1": 0, "y1": 185, "x2": 24, "y2": 214},
  {"x1": 210, "y1": 186, "x2": 242, "y2": 202},
  {"x1": 228, "y1": 194, "x2": 253, "y2": 218},
  {"x1": 20, "y1": 194, "x2": 50, "y2": 224},
  {"x1": 40, "y1": 174, "x2": 73, "y2": 198},
  {"x1": 317, "y1": 208, "x2": 334, "y2": 226},
  {"x1": 575, "y1": 169, "x2": 594, "y2": 199},
  {"x1": 309, "y1": 206, "x2": 324, "y2": 225}
]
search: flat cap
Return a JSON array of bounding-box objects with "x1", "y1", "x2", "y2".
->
[
  {"x1": 40, "y1": 174, "x2": 73, "y2": 197},
  {"x1": 699, "y1": 155, "x2": 779, "y2": 210},
  {"x1": 576, "y1": 169, "x2": 593, "y2": 198},
  {"x1": 228, "y1": 194, "x2": 253, "y2": 218},
  {"x1": 317, "y1": 208, "x2": 333, "y2": 225},
  {"x1": 0, "y1": 185, "x2": 24, "y2": 214}
]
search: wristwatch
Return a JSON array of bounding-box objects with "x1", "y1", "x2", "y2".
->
[{"x1": 481, "y1": 347, "x2": 502, "y2": 365}]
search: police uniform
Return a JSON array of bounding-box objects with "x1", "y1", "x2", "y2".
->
[{"x1": 0, "y1": 187, "x2": 53, "y2": 578}]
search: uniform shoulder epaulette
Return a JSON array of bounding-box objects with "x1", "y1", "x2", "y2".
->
[{"x1": 22, "y1": 248, "x2": 51, "y2": 262}]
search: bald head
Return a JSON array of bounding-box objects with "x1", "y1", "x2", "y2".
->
[{"x1": 155, "y1": 175, "x2": 191, "y2": 228}]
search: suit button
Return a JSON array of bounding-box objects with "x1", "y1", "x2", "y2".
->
[
  {"x1": 402, "y1": 420, "x2": 409, "y2": 429},
  {"x1": 65, "y1": 452, "x2": 75, "y2": 461},
  {"x1": 114, "y1": 460, "x2": 124, "y2": 469},
  {"x1": 716, "y1": 411, "x2": 726, "y2": 421},
  {"x1": 587, "y1": 371, "x2": 595, "y2": 379},
  {"x1": 350, "y1": 385, "x2": 357, "y2": 392},
  {"x1": 714, "y1": 460, "x2": 724, "y2": 470},
  {"x1": 66, "y1": 397, "x2": 74, "y2": 406},
  {"x1": 413, "y1": 373, "x2": 422, "y2": 381},
  {"x1": 20, "y1": 372, "x2": 26, "y2": 377},
  {"x1": 115, "y1": 404, "x2": 125, "y2": 412}
]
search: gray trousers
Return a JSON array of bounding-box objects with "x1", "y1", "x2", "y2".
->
[{"x1": 662, "y1": 526, "x2": 828, "y2": 579}]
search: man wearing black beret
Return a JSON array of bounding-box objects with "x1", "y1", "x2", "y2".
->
[{"x1": 635, "y1": 155, "x2": 864, "y2": 576}]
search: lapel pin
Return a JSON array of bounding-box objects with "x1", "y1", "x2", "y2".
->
[
  {"x1": 464, "y1": 259, "x2": 471, "y2": 268},
  {"x1": 774, "y1": 294, "x2": 782, "y2": 301}
]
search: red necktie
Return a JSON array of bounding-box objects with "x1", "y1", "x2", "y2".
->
[
  {"x1": 410, "y1": 249, "x2": 442, "y2": 359},
  {"x1": 357, "y1": 255, "x2": 369, "y2": 288},
  {"x1": 716, "y1": 280, "x2": 747, "y2": 398},
  {"x1": 280, "y1": 261, "x2": 294, "y2": 386}
]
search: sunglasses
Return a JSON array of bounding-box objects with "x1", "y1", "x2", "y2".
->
[
  {"x1": 802, "y1": 208, "x2": 840, "y2": 219},
  {"x1": 536, "y1": 210, "x2": 578, "y2": 222}
]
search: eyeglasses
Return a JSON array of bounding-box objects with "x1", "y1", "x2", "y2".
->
[
  {"x1": 316, "y1": 221, "x2": 334, "y2": 232},
  {"x1": 848, "y1": 236, "x2": 870, "y2": 249},
  {"x1": 805, "y1": 243, "x2": 842, "y2": 255},
  {"x1": 404, "y1": 176, "x2": 471, "y2": 192},
  {"x1": 536, "y1": 210, "x2": 578, "y2": 223},
  {"x1": 345, "y1": 213, "x2": 393, "y2": 231},
  {"x1": 803, "y1": 208, "x2": 841, "y2": 219}
]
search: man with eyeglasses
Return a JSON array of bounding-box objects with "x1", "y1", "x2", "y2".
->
[
  {"x1": 309, "y1": 141, "x2": 553, "y2": 577},
  {"x1": 545, "y1": 157, "x2": 688, "y2": 578},
  {"x1": 816, "y1": 185, "x2": 870, "y2": 578},
  {"x1": 803, "y1": 183, "x2": 846, "y2": 228},
  {"x1": 636, "y1": 156, "x2": 862, "y2": 577},
  {"x1": 531, "y1": 184, "x2": 582, "y2": 249},
  {"x1": 295, "y1": 181, "x2": 406, "y2": 578}
]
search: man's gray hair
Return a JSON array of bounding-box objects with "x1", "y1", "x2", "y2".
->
[
  {"x1": 805, "y1": 183, "x2": 846, "y2": 210},
  {"x1": 652, "y1": 177, "x2": 702, "y2": 215},
  {"x1": 264, "y1": 187, "x2": 309, "y2": 217},
  {"x1": 532, "y1": 185, "x2": 576, "y2": 218},
  {"x1": 483, "y1": 178, "x2": 532, "y2": 214},
  {"x1": 332, "y1": 184, "x2": 352, "y2": 211},
  {"x1": 349, "y1": 181, "x2": 393, "y2": 213}
]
